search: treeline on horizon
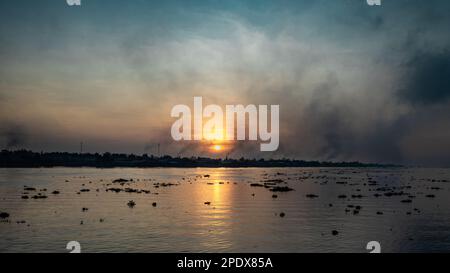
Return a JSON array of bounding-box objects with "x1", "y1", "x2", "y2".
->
[{"x1": 0, "y1": 150, "x2": 400, "y2": 168}]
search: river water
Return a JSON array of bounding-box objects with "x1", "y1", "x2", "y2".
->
[{"x1": 1, "y1": 167, "x2": 449, "y2": 253}]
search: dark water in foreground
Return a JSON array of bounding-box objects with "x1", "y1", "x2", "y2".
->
[{"x1": 1, "y1": 167, "x2": 450, "y2": 253}]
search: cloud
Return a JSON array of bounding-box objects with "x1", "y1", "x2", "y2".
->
[
  {"x1": 0, "y1": 124, "x2": 28, "y2": 149},
  {"x1": 1, "y1": 1, "x2": 450, "y2": 165},
  {"x1": 398, "y1": 50, "x2": 450, "y2": 105}
]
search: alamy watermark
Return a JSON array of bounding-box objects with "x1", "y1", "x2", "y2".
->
[
  {"x1": 171, "y1": 97, "x2": 280, "y2": 152},
  {"x1": 66, "y1": 0, "x2": 81, "y2": 6},
  {"x1": 367, "y1": 0, "x2": 382, "y2": 6},
  {"x1": 66, "y1": 241, "x2": 81, "y2": 253}
]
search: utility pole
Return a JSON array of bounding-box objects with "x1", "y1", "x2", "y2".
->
[
  {"x1": 80, "y1": 141, "x2": 83, "y2": 154},
  {"x1": 157, "y1": 143, "x2": 160, "y2": 157}
]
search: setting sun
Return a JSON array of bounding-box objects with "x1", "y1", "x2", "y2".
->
[
  {"x1": 205, "y1": 141, "x2": 234, "y2": 154},
  {"x1": 212, "y1": 145, "x2": 222, "y2": 152}
]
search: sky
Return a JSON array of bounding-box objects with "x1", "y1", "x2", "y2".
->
[{"x1": 0, "y1": 0, "x2": 450, "y2": 166}]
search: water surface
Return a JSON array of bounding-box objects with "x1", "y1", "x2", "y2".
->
[{"x1": 1, "y1": 167, "x2": 450, "y2": 253}]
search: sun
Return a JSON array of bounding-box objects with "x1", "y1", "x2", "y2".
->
[
  {"x1": 206, "y1": 141, "x2": 234, "y2": 154},
  {"x1": 212, "y1": 145, "x2": 222, "y2": 152}
]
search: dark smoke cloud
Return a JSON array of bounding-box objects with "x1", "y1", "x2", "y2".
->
[
  {"x1": 398, "y1": 50, "x2": 450, "y2": 105},
  {"x1": 1, "y1": 124, "x2": 28, "y2": 149}
]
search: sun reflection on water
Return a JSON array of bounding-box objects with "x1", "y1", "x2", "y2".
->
[{"x1": 189, "y1": 169, "x2": 235, "y2": 250}]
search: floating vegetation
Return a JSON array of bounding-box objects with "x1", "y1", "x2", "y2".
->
[{"x1": 127, "y1": 200, "x2": 136, "y2": 208}]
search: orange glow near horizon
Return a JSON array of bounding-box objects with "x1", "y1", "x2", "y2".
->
[
  {"x1": 203, "y1": 128, "x2": 225, "y2": 142},
  {"x1": 206, "y1": 140, "x2": 234, "y2": 154}
]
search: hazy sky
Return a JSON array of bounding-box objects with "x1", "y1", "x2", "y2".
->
[{"x1": 1, "y1": 0, "x2": 450, "y2": 166}]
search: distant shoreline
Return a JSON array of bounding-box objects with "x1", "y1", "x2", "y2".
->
[{"x1": 0, "y1": 150, "x2": 401, "y2": 168}]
